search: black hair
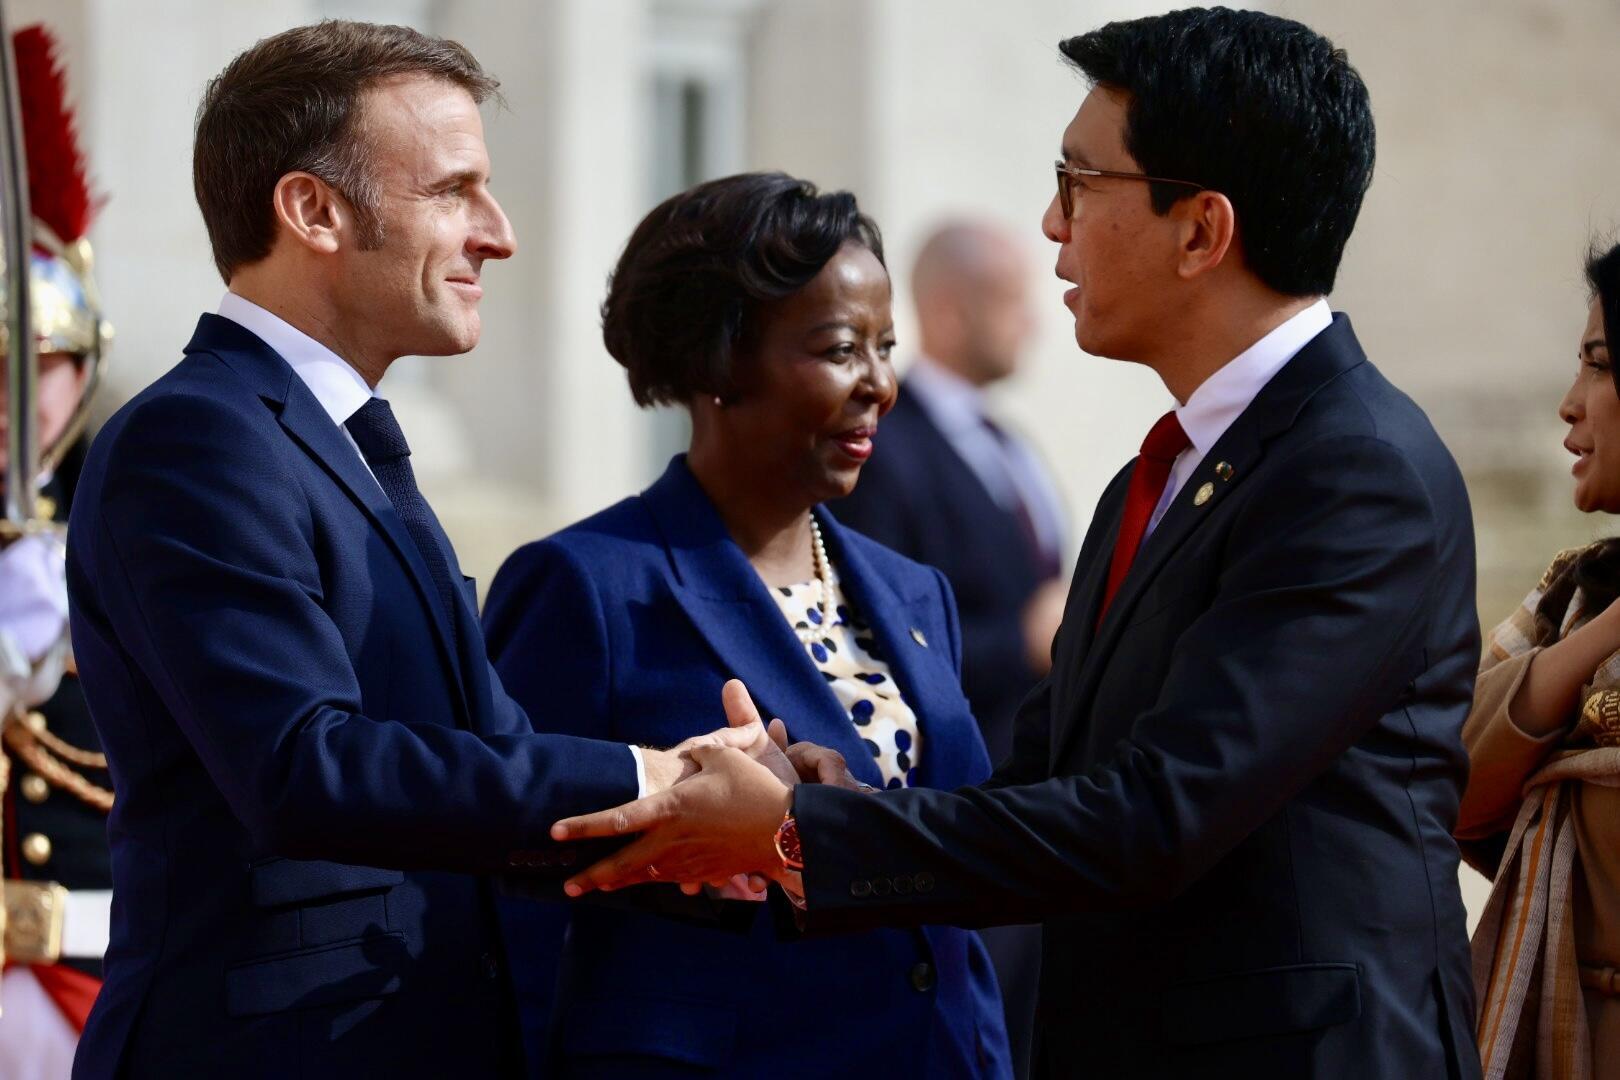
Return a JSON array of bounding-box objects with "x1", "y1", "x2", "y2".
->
[
  {"x1": 1058, "y1": 6, "x2": 1375, "y2": 297},
  {"x1": 601, "y1": 171, "x2": 884, "y2": 407},
  {"x1": 1542, "y1": 240, "x2": 1620, "y2": 623},
  {"x1": 1586, "y1": 240, "x2": 1620, "y2": 400}
]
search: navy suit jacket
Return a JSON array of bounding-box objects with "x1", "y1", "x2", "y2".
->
[
  {"x1": 829, "y1": 387, "x2": 1058, "y2": 764},
  {"x1": 483, "y1": 457, "x2": 1011, "y2": 1079},
  {"x1": 65, "y1": 315, "x2": 638, "y2": 1078},
  {"x1": 787, "y1": 317, "x2": 1484, "y2": 1079}
]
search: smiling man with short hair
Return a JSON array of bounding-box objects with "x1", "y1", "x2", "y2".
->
[{"x1": 65, "y1": 21, "x2": 771, "y2": 1078}]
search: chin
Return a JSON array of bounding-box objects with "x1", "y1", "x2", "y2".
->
[
  {"x1": 1573, "y1": 487, "x2": 1619, "y2": 515},
  {"x1": 812, "y1": 465, "x2": 861, "y2": 503}
]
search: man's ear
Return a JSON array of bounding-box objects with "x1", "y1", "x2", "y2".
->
[
  {"x1": 1173, "y1": 190, "x2": 1237, "y2": 281},
  {"x1": 271, "y1": 171, "x2": 347, "y2": 256}
]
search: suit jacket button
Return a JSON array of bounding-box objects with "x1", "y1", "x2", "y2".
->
[
  {"x1": 479, "y1": 952, "x2": 500, "y2": 981},
  {"x1": 914, "y1": 872, "x2": 935, "y2": 893},
  {"x1": 850, "y1": 879, "x2": 872, "y2": 898},
  {"x1": 871, "y1": 877, "x2": 893, "y2": 897},
  {"x1": 909, "y1": 962, "x2": 936, "y2": 993},
  {"x1": 893, "y1": 875, "x2": 913, "y2": 896}
]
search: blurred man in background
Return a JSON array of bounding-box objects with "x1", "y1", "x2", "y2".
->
[{"x1": 830, "y1": 219, "x2": 1066, "y2": 1078}]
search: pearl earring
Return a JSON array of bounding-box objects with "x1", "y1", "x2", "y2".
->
[{"x1": 713, "y1": 396, "x2": 724, "y2": 407}]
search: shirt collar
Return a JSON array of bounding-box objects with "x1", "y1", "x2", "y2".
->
[
  {"x1": 216, "y1": 292, "x2": 375, "y2": 428},
  {"x1": 904, "y1": 355, "x2": 989, "y2": 437},
  {"x1": 1175, "y1": 298, "x2": 1332, "y2": 455}
]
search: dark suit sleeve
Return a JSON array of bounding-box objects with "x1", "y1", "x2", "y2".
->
[
  {"x1": 82, "y1": 393, "x2": 637, "y2": 872},
  {"x1": 790, "y1": 435, "x2": 1441, "y2": 931}
]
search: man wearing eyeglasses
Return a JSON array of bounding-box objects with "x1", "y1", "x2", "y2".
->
[{"x1": 551, "y1": 9, "x2": 1483, "y2": 1078}]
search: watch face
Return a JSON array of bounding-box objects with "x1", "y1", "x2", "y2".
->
[{"x1": 775, "y1": 815, "x2": 804, "y2": 871}]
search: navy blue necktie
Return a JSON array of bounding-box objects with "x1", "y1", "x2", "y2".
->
[{"x1": 345, "y1": 398, "x2": 460, "y2": 647}]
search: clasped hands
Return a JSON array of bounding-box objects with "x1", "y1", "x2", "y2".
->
[{"x1": 553, "y1": 680, "x2": 864, "y2": 899}]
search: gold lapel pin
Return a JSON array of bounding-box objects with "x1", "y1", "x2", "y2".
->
[
  {"x1": 910, "y1": 627, "x2": 928, "y2": 647},
  {"x1": 1193, "y1": 482, "x2": 1215, "y2": 507},
  {"x1": 1214, "y1": 461, "x2": 1234, "y2": 482}
]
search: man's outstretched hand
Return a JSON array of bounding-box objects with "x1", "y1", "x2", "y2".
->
[
  {"x1": 553, "y1": 680, "x2": 796, "y2": 896},
  {"x1": 638, "y1": 681, "x2": 799, "y2": 795}
]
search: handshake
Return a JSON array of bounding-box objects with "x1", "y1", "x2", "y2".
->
[{"x1": 550, "y1": 680, "x2": 865, "y2": 900}]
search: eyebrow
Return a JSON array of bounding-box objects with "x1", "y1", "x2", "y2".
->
[
  {"x1": 807, "y1": 320, "x2": 859, "y2": 335},
  {"x1": 1060, "y1": 145, "x2": 1094, "y2": 167},
  {"x1": 434, "y1": 168, "x2": 486, "y2": 188},
  {"x1": 1584, "y1": 337, "x2": 1609, "y2": 357}
]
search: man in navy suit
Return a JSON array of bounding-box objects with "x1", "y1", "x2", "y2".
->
[
  {"x1": 553, "y1": 10, "x2": 1483, "y2": 1078},
  {"x1": 64, "y1": 22, "x2": 768, "y2": 1078}
]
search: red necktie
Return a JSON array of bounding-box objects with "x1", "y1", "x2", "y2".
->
[{"x1": 1097, "y1": 410, "x2": 1190, "y2": 626}]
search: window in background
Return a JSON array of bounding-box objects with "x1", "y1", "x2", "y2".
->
[{"x1": 642, "y1": 0, "x2": 761, "y2": 475}]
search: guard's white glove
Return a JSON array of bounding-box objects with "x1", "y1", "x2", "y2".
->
[{"x1": 0, "y1": 530, "x2": 71, "y2": 715}]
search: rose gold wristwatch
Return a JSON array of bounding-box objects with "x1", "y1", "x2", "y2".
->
[{"x1": 773, "y1": 810, "x2": 803, "y2": 872}]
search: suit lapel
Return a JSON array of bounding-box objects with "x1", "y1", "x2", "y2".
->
[
  {"x1": 1049, "y1": 465, "x2": 1129, "y2": 760},
  {"x1": 191, "y1": 315, "x2": 472, "y2": 723},
  {"x1": 817, "y1": 510, "x2": 975, "y2": 790},
  {"x1": 642, "y1": 459, "x2": 885, "y2": 788},
  {"x1": 1050, "y1": 315, "x2": 1369, "y2": 768}
]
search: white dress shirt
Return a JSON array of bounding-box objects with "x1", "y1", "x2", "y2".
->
[
  {"x1": 215, "y1": 293, "x2": 649, "y2": 795},
  {"x1": 1145, "y1": 299, "x2": 1333, "y2": 537},
  {"x1": 905, "y1": 356, "x2": 1068, "y2": 564}
]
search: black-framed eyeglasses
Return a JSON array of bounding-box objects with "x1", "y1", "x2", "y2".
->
[{"x1": 1053, "y1": 160, "x2": 1203, "y2": 219}]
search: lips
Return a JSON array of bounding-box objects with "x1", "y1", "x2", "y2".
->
[
  {"x1": 1567, "y1": 438, "x2": 1594, "y2": 475},
  {"x1": 832, "y1": 425, "x2": 876, "y2": 462},
  {"x1": 446, "y1": 277, "x2": 482, "y2": 299},
  {"x1": 1054, "y1": 266, "x2": 1080, "y2": 309}
]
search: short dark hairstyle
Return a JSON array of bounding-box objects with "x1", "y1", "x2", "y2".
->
[
  {"x1": 1059, "y1": 6, "x2": 1375, "y2": 296},
  {"x1": 602, "y1": 172, "x2": 884, "y2": 408},
  {"x1": 193, "y1": 19, "x2": 500, "y2": 283}
]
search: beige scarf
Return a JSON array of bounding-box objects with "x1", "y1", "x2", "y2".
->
[{"x1": 1473, "y1": 545, "x2": 1620, "y2": 1079}]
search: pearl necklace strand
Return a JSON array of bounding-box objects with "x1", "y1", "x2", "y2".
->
[{"x1": 797, "y1": 515, "x2": 834, "y2": 643}]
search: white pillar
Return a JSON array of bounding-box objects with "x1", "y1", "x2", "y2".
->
[{"x1": 436, "y1": 0, "x2": 649, "y2": 523}]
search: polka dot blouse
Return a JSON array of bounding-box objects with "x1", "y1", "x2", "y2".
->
[{"x1": 768, "y1": 568, "x2": 922, "y2": 789}]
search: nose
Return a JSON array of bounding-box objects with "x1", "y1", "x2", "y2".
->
[
  {"x1": 860, "y1": 350, "x2": 899, "y2": 415},
  {"x1": 1042, "y1": 191, "x2": 1069, "y2": 245},
  {"x1": 1559, "y1": 373, "x2": 1583, "y2": 425},
  {"x1": 470, "y1": 189, "x2": 517, "y2": 261}
]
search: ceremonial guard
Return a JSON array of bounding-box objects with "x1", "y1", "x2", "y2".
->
[{"x1": 0, "y1": 24, "x2": 113, "y2": 1078}]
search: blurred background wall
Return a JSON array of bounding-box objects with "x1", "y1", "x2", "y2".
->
[{"x1": 18, "y1": 0, "x2": 1620, "y2": 923}]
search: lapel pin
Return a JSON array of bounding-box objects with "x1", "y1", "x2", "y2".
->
[
  {"x1": 1193, "y1": 482, "x2": 1215, "y2": 507},
  {"x1": 1214, "y1": 461, "x2": 1234, "y2": 482},
  {"x1": 910, "y1": 627, "x2": 929, "y2": 647}
]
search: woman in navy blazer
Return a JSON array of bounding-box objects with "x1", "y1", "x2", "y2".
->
[{"x1": 483, "y1": 173, "x2": 1010, "y2": 1078}]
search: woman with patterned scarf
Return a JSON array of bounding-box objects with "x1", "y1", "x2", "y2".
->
[{"x1": 1461, "y1": 240, "x2": 1620, "y2": 1079}]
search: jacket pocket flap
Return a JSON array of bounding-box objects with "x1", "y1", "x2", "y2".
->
[
  {"x1": 1160, "y1": 962, "x2": 1360, "y2": 1046},
  {"x1": 249, "y1": 858, "x2": 404, "y2": 908},
  {"x1": 226, "y1": 933, "x2": 407, "y2": 1017},
  {"x1": 559, "y1": 993, "x2": 737, "y2": 1067}
]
